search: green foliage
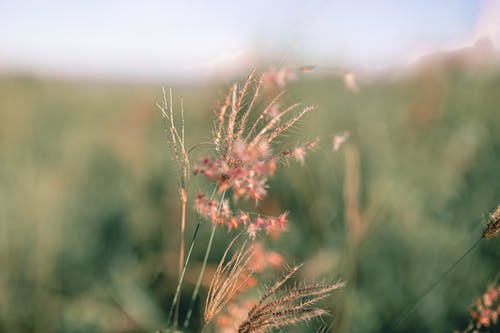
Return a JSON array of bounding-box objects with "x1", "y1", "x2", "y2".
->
[{"x1": 0, "y1": 67, "x2": 499, "y2": 332}]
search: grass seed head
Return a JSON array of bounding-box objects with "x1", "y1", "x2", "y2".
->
[
  {"x1": 205, "y1": 237, "x2": 255, "y2": 324},
  {"x1": 237, "y1": 265, "x2": 344, "y2": 333},
  {"x1": 483, "y1": 204, "x2": 500, "y2": 239}
]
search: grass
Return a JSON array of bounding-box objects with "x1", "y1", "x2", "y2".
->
[{"x1": 0, "y1": 64, "x2": 499, "y2": 332}]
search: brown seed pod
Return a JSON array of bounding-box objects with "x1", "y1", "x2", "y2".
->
[{"x1": 483, "y1": 204, "x2": 500, "y2": 239}]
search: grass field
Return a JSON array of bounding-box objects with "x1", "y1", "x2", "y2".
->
[{"x1": 0, "y1": 63, "x2": 499, "y2": 332}]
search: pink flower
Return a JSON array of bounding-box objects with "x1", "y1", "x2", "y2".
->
[
  {"x1": 194, "y1": 139, "x2": 274, "y2": 203},
  {"x1": 291, "y1": 146, "x2": 306, "y2": 164},
  {"x1": 247, "y1": 223, "x2": 260, "y2": 239},
  {"x1": 238, "y1": 211, "x2": 250, "y2": 224},
  {"x1": 227, "y1": 216, "x2": 240, "y2": 231},
  {"x1": 221, "y1": 199, "x2": 231, "y2": 217}
]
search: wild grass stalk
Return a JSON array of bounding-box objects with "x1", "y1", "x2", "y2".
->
[
  {"x1": 161, "y1": 69, "x2": 339, "y2": 332},
  {"x1": 158, "y1": 87, "x2": 189, "y2": 329},
  {"x1": 237, "y1": 265, "x2": 345, "y2": 333}
]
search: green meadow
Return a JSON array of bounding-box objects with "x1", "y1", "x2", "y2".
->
[{"x1": 1, "y1": 64, "x2": 499, "y2": 332}]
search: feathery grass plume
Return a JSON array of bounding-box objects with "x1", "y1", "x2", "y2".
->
[
  {"x1": 194, "y1": 70, "x2": 316, "y2": 236},
  {"x1": 158, "y1": 87, "x2": 190, "y2": 192},
  {"x1": 483, "y1": 203, "x2": 500, "y2": 239},
  {"x1": 208, "y1": 68, "x2": 316, "y2": 179},
  {"x1": 157, "y1": 87, "x2": 190, "y2": 328},
  {"x1": 185, "y1": 70, "x2": 318, "y2": 329},
  {"x1": 204, "y1": 235, "x2": 255, "y2": 325},
  {"x1": 193, "y1": 70, "x2": 317, "y2": 238},
  {"x1": 238, "y1": 265, "x2": 345, "y2": 333}
]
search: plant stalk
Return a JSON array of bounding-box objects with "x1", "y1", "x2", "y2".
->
[
  {"x1": 183, "y1": 191, "x2": 225, "y2": 329},
  {"x1": 166, "y1": 221, "x2": 201, "y2": 328},
  {"x1": 173, "y1": 188, "x2": 187, "y2": 329}
]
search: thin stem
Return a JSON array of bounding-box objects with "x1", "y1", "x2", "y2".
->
[
  {"x1": 166, "y1": 186, "x2": 219, "y2": 329},
  {"x1": 166, "y1": 220, "x2": 202, "y2": 328},
  {"x1": 183, "y1": 191, "x2": 226, "y2": 329},
  {"x1": 393, "y1": 236, "x2": 483, "y2": 329},
  {"x1": 173, "y1": 188, "x2": 187, "y2": 329},
  {"x1": 183, "y1": 225, "x2": 217, "y2": 329}
]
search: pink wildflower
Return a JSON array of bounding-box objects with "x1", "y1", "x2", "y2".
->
[
  {"x1": 247, "y1": 223, "x2": 260, "y2": 239},
  {"x1": 290, "y1": 146, "x2": 306, "y2": 164},
  {"x1": 238, "y1": 211, "x2": 250, "y2": 224},
  {"x1": 194, "y1": 139, "x2": 273, "y2": 203},
  {"x1": 457, "y1": 284, "x2": 500, "y2": 332},
  {"x1": 192, "y1": 70, "x2": 315, "y2": 236}
]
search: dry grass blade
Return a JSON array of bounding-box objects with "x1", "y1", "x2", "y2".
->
[
  {"x1": 158, "y1": 87, "x2": 190, "y2": 188},
  {"x1": 238, "y1": 266, "x2": 345, "y2": 333},
  {"x1": 158, "y1": 87, "x2": 191, "y2": 328},
  {"x1": 204, "y1": 236, "x2": 254, "y2": 324}
]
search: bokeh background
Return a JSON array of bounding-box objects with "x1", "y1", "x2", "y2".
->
[{"x1": 1, "y1": 1, "x2": 500, "y2": 332}]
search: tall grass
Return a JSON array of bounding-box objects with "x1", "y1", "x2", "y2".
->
[{"x1": 161, "y1": 69, "x2": 344, "y2": 332}]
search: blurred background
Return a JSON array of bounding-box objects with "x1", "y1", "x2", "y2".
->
[{"x1": 1, "y1": 1, "x2": 500, "y2": 332}]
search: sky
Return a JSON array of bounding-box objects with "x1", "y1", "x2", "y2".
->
[{"x1": 0, "y1": 0, "x2": 498, "y2": 81}]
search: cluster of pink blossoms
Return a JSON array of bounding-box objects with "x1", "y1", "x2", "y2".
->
[
  {"x1": 193, "y1": 136, "x2": 317, "y2": 238},
  {"x1": 195, "y1": 192, "x2": 288, "y2": 239},
  {"x1": 194, "y1": 140, "x2": 276, "y2": 203},
  {"x1": 191, "y1": 69, "x2": 318, "y2": 238},
  {"x1": 456, "y1": 284, "x2": 500, "y2": 333},
  {"x1": 470, "y1": 285, "x2": 500, "y2": 330}
]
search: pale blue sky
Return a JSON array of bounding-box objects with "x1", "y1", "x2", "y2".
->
[{"x1": 0, "y1": 0, "x2": 495, "y2": 81}]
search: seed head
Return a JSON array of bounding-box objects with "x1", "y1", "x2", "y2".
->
[
  {"x1": 483, "y1": 204, "x2": 500, "y2": 239},
  {"x1": 238, "y1": 265, "x2": 345, "y2": 333},
  {"x1": 205, "y1": 238, "x2": 255, "y2": 324},
  {"x1": 196, "y1": 70, "x2": 316, "y2": 203}
]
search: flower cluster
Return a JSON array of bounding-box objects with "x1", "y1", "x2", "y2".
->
[
  {"x1": 191, "y1": 69, "x2": 317, "y2": 237},
  {"x1": 195, "y1": 193, "x2": 288, "y2": 238},
  {"x1": 194, "y1": 140, "x2": 276, "y2": 203},
  {"x1": 456, "y1": 284, "x2": 500, "y2": 333}
]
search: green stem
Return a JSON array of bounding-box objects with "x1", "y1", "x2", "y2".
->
[
  {"x1": 166, "y1": 221, "x2": 202, "y2": 328},
  {"x1": 393, "y1": 236, "x2": 483, "y2": 329},
  {"x1": 183, "y1": 191, "x2": 225, "y2": 329},
  {"x1": 166, "y1": 187, "x2": 219, "y2": 329}
]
